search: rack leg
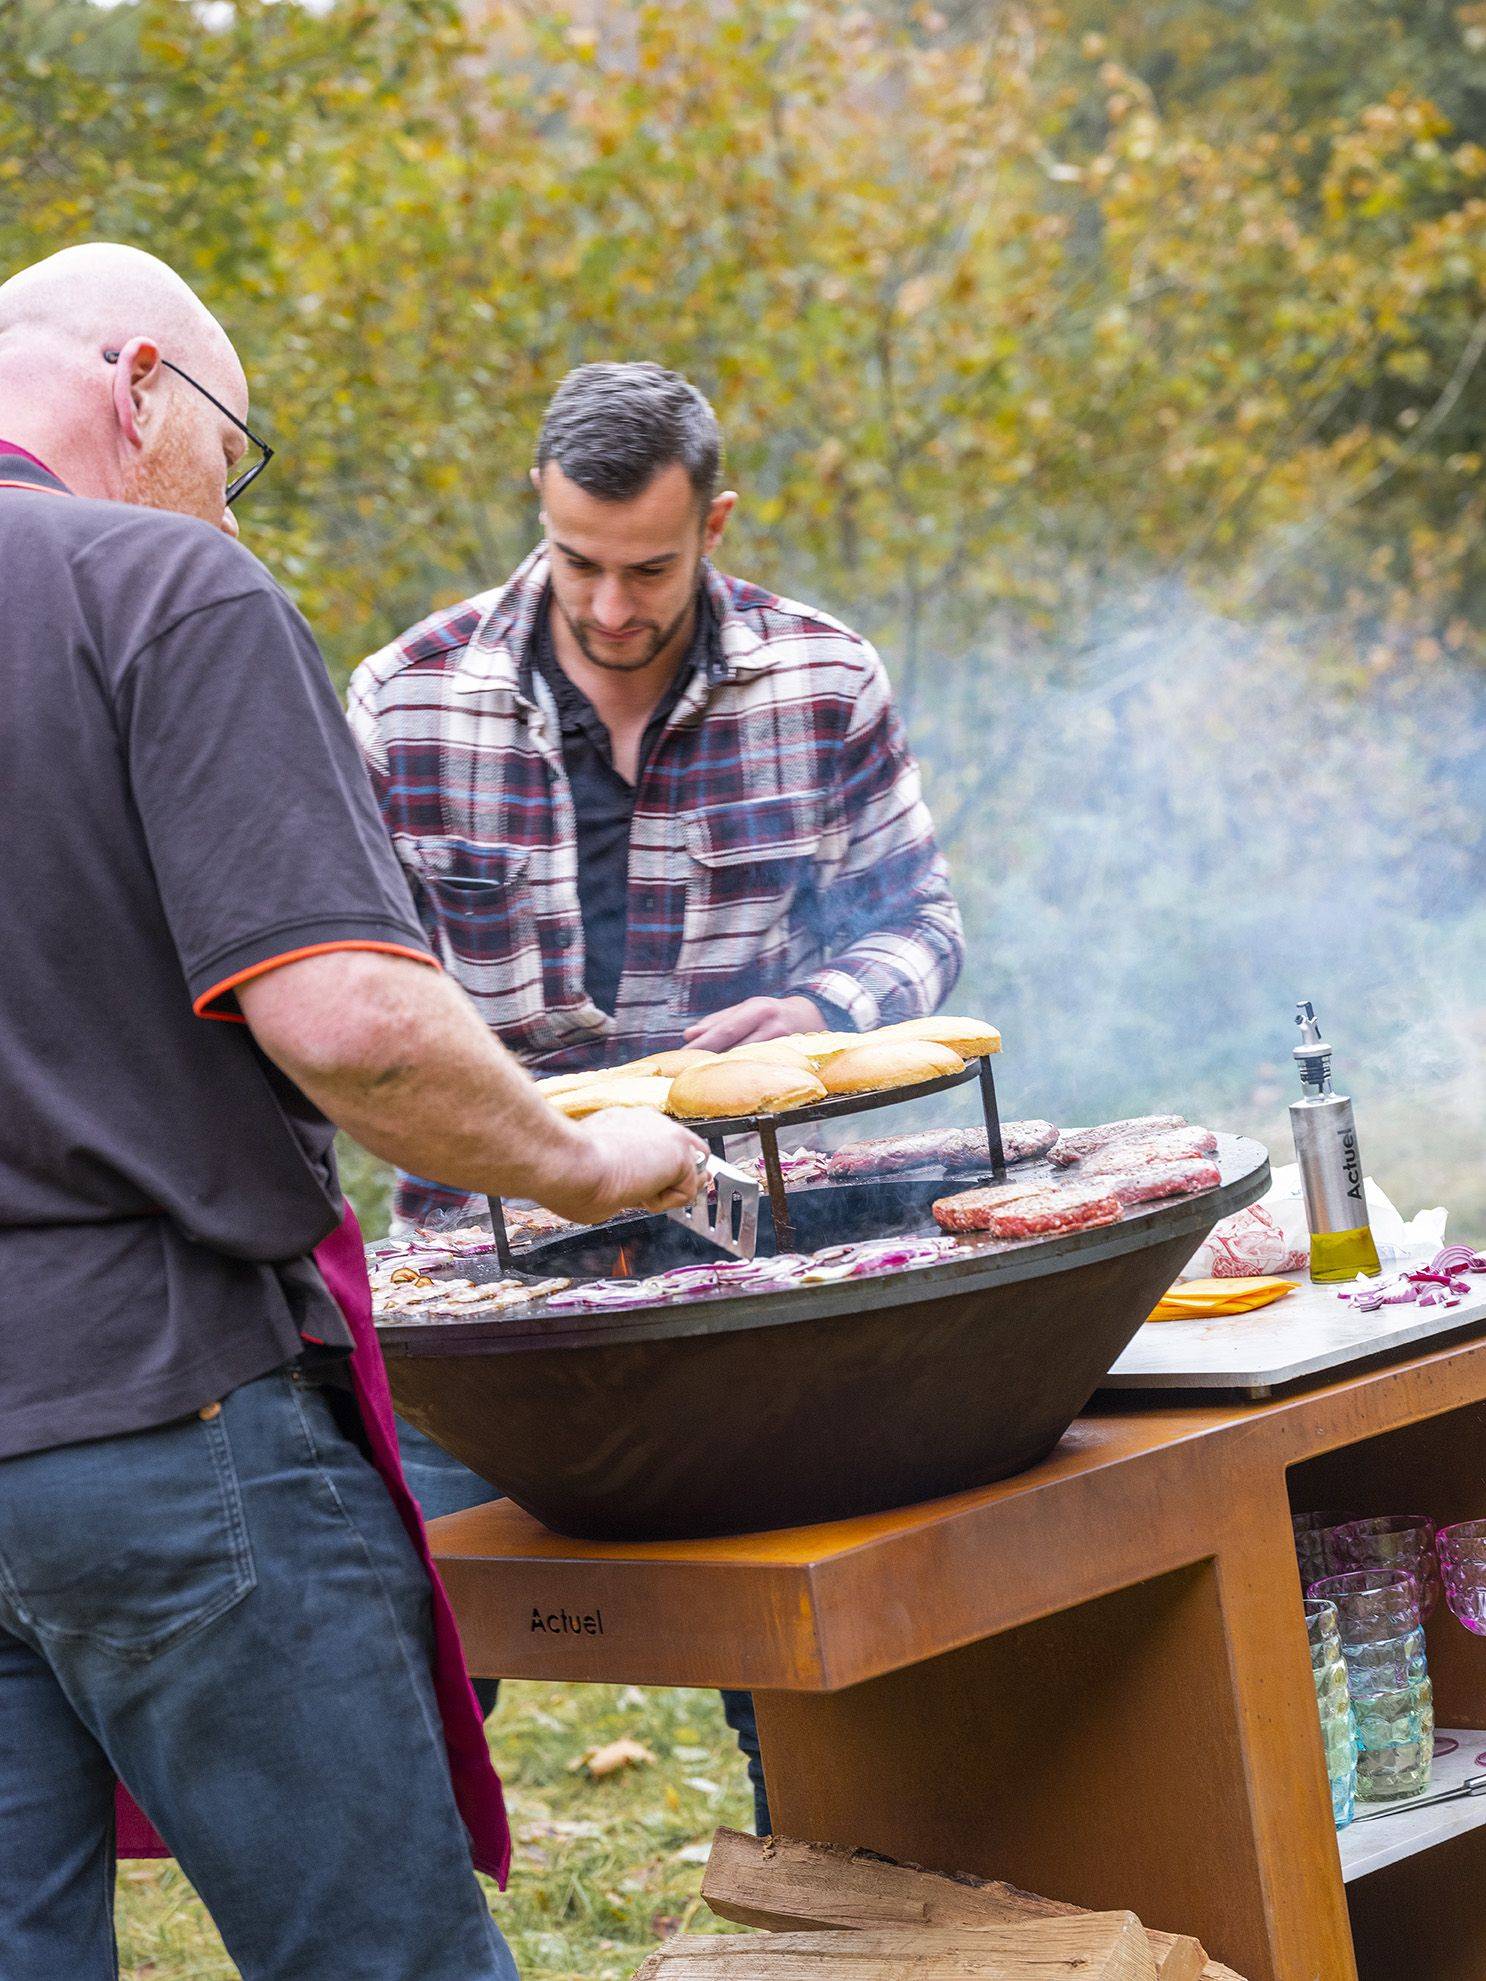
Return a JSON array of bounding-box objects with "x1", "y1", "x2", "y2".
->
[
  {"x1": 978, "y1": 1057, "x2": 1007, "y2": 1175},
  {"x1": 758, "y1": 1123, "x2": 796, "y2": 1254},
  {"x1": 485, "y1": 1197, "x2": 516, "y2": 1275}
]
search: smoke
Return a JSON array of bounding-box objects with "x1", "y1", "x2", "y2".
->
[{"x1": 904, "y1": 592, "x2": 1486, "y2": 1228}]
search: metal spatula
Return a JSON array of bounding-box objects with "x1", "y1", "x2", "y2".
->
[{"x1": 666, "y1": 1153, "x2": 761, "y2": 1259}]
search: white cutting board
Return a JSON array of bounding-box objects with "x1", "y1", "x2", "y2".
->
[{"x1": 1103, "y1": 1270, "x2": 1486, "y2": 1399}]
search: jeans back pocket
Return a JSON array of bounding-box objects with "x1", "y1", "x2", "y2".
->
[{"x1": 0, "y1": 1408, "x2": 257, "y2": 1662}]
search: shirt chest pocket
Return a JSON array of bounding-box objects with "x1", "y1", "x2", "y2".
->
[
  {"x1": 397, "y1": 840, "x2": 544, "y2": 1011},
  {"x1": 679, "y1": 794, "x2": 823, "y2": 960}
]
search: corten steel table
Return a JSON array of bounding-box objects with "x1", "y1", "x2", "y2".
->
[{"x1": 431, "y1": 1330, "x2": 1486, "y2": 1981}]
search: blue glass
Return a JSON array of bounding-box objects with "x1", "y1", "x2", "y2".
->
[{"x1": 1305, "y1": 1599, "x2": 1357, "y2": 1829}]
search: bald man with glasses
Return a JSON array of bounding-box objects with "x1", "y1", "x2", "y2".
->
[{"x1": 0, "y1": 243, "x2": 703, "y2": 1981}]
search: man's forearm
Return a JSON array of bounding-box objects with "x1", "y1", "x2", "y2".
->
[{"x1": 239, "y1": 950, "x2": 599, "y2": 1209}]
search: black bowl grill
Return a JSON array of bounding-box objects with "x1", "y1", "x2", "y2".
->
[{"x1": 382, "y1": 1131, "x2": 1270, "y2": 1542}]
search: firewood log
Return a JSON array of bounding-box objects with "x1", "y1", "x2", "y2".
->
[
  {"x1": 701, "y1": 1830, "x2": 1231, "y2": 1981},
  {"x1": 635, "y1": 1912, "x2": 1155, "y2": 1977}
]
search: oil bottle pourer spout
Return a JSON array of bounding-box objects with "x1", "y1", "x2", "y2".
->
[{"x1": 1293, "y1": 999, "x2": 1333, "y2": 1099}]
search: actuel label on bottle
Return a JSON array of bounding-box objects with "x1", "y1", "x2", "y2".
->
[
  {"x1": 1290, "y1": 1095, "x2": 1366, "y2": 1233},
  {"x1": 1289, "y1": 1093, "x2": 1381, "y2": 1281}
]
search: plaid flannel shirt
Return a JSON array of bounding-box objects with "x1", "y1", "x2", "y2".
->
[{"x1": 349, "y1": 548, "x2": 964, "y2": 1220}]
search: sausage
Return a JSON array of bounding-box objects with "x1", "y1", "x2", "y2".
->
[{"x1": 827, "y1": 1120, "x2": 1059, "y2": 1180}]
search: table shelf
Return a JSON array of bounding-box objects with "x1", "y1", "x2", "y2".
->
[
  {"x1": 434, "y1": 1321, "x2": 1486, "y2": 1980},
  {"x1": 1340, "y1": 1731, "x2": 1486, "y2": 1883}
]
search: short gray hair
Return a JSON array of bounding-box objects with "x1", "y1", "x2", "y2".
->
[{"x1": 535, "y1": 362, "x2": 722, "y2": 505}]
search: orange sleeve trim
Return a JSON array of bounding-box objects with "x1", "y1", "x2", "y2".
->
[{"x1": 194, "y1": 940, "x2": 439, "y2": 1023}]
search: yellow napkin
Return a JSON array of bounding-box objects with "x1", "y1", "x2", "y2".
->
[{"x1": 1147, "y1": 1276, "x2": 1298, "y2": 1323}]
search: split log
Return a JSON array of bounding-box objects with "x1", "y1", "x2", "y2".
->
[
  {"x1": 635, "y1": 1913, "x2": 1156, "y2": 1978},
  {"x1": 702, "y1": 1830, "x2": 1232, "y2": 1981}
]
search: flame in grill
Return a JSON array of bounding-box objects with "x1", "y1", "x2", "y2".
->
[{"x1": 611, "y1": 1242, "x2": 637, "y2": 1280}]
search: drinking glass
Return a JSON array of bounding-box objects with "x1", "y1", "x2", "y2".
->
[
  {"x1": 1309, "y1": 1569, "x2": 1432, "y2": 1801},
  {"x1": 1305, "y1": 1598, "x2": 1357, "y2": 1828},
  {"x1": 1293, "y1": 1510, "x2": 1354, "y2": 1590},
  {"x1": 1331, "y1": 1515, "x2": 1441, "y2": 1619},
  {"x1": 1438, "y1": 1519, "x2": 1486, "y2": 1634}
]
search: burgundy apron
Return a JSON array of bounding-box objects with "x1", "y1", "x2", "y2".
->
[{"x1": 113, "y1": 1206, "x2": 511, "y2": 1886}]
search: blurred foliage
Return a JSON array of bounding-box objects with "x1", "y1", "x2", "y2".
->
[
  {"x1": 4, "y1": 0, "x2": 1484, "y2": 1215},
  {"x1": 335, "y1": 1132, "x2": 394, "y2": 1241},
  {"x1": 7, "y1": 0, "x2": 1485, "y2": 671}
]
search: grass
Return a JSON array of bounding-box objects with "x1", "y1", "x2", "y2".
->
[{"x1": 117, "y1": 1678, "x2": 753, "y2": 1978}]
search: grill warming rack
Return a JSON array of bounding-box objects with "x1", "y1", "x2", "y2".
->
[{"x1": 485, "y1": 1054, "x2": 1005, "y2": 1267}]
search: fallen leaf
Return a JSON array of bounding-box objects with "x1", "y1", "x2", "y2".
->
[{"x1": 568, "y1": 1736, "x2": 657, "y2": 1778}]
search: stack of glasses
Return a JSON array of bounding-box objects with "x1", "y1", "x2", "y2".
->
[
  {"x1": 1293, "y1": 1510, "x2": 1353, "y2": 1592},
  {"x1": 1309, "y1": 1567, "x2": 1433, "y2": 1801},
  {"x1": 1305, "y1": 1598, "x2": 1357, "y2": 1828},
  {"x1": 1330, "y1": 1514, "x2": 1442, "y2": 1619}
]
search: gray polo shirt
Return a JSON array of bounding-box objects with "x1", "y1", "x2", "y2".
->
[{"x1": 0, "y1": 452, "x2": 434, "y2": 1457}]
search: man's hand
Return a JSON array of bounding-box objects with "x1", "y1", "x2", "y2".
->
[
  {"x1": 550, "y1": 1109, "x2": 708, "y2": 1225},
  {"x1": 683, "y1": 994, "x2": 827, "y2": 1053}
]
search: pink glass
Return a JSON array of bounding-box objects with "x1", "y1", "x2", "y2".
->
[
  {"x1": 1331, "y1": 1515, "x2": 1441, "y2": 1619},
  {"x1": 1438, "y1": 1520, "x2": 1486, "y2": 1635},
  {"x1": 1293, "y1": 1510, "x2": 1355, "y2": 1589},
  {"x1": 1308, "y1": 1568, "x2": 1422, "y2": 1643}
]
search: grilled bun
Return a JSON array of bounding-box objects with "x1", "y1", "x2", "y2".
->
[
  {"x1": 621, "y1": 1047, "x2": 719, "y2": 1077},
  {"x1": 879, "y1": 1015, "x2": 1001, "y2": 1058},
  {"x1": 534, "y1": 1070, "x2": 611, "y2": 1098},
  {"x1": 819, "y1": 1039, "x2": 965, "y2": 1094},
  {"x1": 722, "y1": 1039, "x2": 818, "y2": 1070},
  {"x1": 547, "y1": 1076, "x2": 676, "y2": 1119},
  {"x1": 783, "y1": 1031, "x2": 862, "y2": 1066},
  {"x1": 667, "y1": 1059, "x2": 826, "y2": 1120}
]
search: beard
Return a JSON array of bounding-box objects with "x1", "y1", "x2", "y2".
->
[{"x1": 557, "y1": 592, "x2": 695, "y2": 674}]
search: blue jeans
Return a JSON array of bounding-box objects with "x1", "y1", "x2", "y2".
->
[
  {"x1": 0, "y1": 1369, "x2": 517, "y2": 1981},
  {"x1": 396, "y1": 1418, "x2": 772, "y2": 1834}
]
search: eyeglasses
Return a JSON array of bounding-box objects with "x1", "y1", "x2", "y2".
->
[{"x1": 103, "y1": 349, "x2": 273, "y2": 505}]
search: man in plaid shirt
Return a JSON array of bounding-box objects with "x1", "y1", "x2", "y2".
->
[
  {"x1": 349, "y1": 364, "x2": 964, "y2": 1829},
  {"x1": 350, "y1": 362, "x2": 964, "y2": 1234}
]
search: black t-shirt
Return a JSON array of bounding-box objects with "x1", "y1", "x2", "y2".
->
[
  {"x1": 0, "y1": 455, "x2": 435, "y2": 1457},
  {"x1": 527, "y1": 592, "x2": 709, "y2": 1015}
]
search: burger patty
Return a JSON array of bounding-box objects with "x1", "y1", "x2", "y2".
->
[
  {"x1": 1101, "y1": 1158, "x2": 1223, "y2": 1206},
  {"x1": 932, "y1": 1180, "x2": 1123, "y2": 1238},
  {"x1": 1083, "y1": 1129, "x2": 1219, "y2": 1176},
  {"x1": 1049, "y1": 1116, "x2": 1188, "y2": 1167}
]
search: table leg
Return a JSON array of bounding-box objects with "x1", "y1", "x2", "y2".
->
[{"x1": 754, "y1": 1518, "x2": 1354, "y2": 1981}]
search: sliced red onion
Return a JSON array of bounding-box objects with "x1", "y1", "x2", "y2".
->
[
  {"x1": 1340, "y1": 1253, "x2": 1480, "y2": 1314},
  {"x1": 539, "y1": 1231, "x2": 960, "y2": 1311},
  {"x1": 1432, "y1": 1245, "x2": 1486, "y2": 1275}
]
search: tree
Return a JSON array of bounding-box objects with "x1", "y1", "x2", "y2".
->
[{"x1": 3, "y1": 0, "x2": 1482, "y2": 1222}]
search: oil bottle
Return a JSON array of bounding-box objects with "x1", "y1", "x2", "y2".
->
[{"x1": 1289, "y1": 1001, "x2": 1381, "y2": 1283}]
